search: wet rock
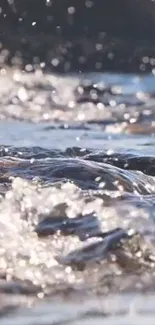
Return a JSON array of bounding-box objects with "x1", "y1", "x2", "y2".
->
[
  {"x1": 0, "y1": 280, "x2": 41, "y2": 295},
  {"x1": 3, "y1": 157, "x2": 155, "y2": 193},
  {"x1": 36, "y1": 213, "x2": 100, "y2": 240},
  {"x1": 57, "y1": 228, "x2": 155, "y2": 274},
  {"x1": 74, "y1": 81, "x2": 111, "y2": 104},
  {"x1": 84, "y1": 153, "x2": 155, "y2": 176},
  {"x1": 57, "y1": 228, "x2": 132, "y2": 268},
  {"x1": 74, "y1": 80, "x2": 145, "y2": 105}
]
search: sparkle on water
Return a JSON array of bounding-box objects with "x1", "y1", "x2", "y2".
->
[
  {"x1": 0, "y1": 67, "x2": 155, "y2": 324},
  {"x1": 1, "y1": 1, "x2": 155, "y2": 324}
]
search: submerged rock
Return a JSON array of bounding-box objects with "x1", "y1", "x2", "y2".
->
[
  {"x1": 35, "y1": 212, "x2": 100, "y2": 240},
  {"x1": 57, "y1": 228, "x2": 131, "y2": 267}
]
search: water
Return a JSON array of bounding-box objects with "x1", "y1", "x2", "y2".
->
[
  {"x1": 2, "y1": 1, "x2": 155, "y2": 323},
  {"x1": 0, "y1": 68, "x2": 155, "y2": 324}
]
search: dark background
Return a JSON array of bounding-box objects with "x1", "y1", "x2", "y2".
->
[{"x1": 1, "y1": 0, "x2": 155, "y2": 72}]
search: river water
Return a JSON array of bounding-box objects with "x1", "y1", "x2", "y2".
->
[{"x1": 1, "y1": 68, "x2": 155, "y2": 323}]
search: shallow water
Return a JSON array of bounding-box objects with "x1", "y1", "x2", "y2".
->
[{"x1": 1, "y1": 68, "x2": 155, "y2": 324}]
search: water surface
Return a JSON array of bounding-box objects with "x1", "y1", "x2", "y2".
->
[{"x1": 1, "y1": 69, "x2": 155, "y2": 324}]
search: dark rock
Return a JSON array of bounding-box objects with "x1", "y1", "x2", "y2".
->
[
  {"x1": 57, "y1": 228, "x2": 132, "y2": 268},
  {"x1": 36, "y1": 213, "x2": 100, "y2": 240},
  {"x1": 84, "y1": 153, "x2": 155, "y2": 176}
]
